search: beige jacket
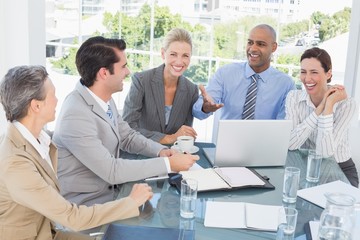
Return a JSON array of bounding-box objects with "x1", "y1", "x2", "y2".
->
[{"x1": 0, "y1": 123, "x2": 139, "y2": 240}]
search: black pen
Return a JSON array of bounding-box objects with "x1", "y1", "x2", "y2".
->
[{"x1": 144, "y1": 175, "x2": 168, "y2": 181}]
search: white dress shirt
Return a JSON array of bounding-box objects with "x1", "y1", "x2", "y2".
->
[
  {"x1": 285, "y1": 89, "x2": 357, "y2": 163},
  {"x1": 13, "y1": 121, "x2": 54, "y2": 172}
]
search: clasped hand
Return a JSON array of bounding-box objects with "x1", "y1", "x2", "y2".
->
[{"x1": 316, "y1": 84, "x2": 347, "y2": 115}]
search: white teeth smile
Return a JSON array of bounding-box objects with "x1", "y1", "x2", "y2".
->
[
  {"x1": 250, "y1": 53, "x2": 259, "y2": 57},
  {"x1": 306, "y1": 83, "x2": 316, "y2": 87},
  {"x1": 172, "y1": 66, "x2": 183, "y2": 71}
]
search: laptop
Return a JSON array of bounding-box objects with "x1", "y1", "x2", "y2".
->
[{"x1": 203, "y1": 120, "x2": 292, "y2": 167}]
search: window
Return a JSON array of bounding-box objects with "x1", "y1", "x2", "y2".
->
[{"x1": 44, "y1": 0, "x2": 355, "y2": 140}]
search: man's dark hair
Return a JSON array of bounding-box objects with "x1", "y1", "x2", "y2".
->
[{"x1": 76, "y1": 36, "x2": 126, "y2": 87}]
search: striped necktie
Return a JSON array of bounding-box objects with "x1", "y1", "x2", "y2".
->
[
  {"x1": 242, "y1": 74, "x2": 259, "y2": 120},
  {"x1": 106, "y1": 105, "x2": 113, "y2": 120}
]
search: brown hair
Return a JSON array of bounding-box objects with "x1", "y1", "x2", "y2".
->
[{"x1": 76, "y1": 36, "x2": 127, "y2": 87}]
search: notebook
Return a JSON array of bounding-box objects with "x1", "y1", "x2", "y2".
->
[
  {"x1": 204, "y1": 120, "x2": 292, "y2": 167},
  {"x1": 204, "y1": 201, "x2": 282, "y2": 231},
  {"x1": 173, "y1": 167, "x2": 275, "y2": 192}
]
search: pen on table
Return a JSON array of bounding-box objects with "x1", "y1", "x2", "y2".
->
[
  {"x1": 89, "y1": 232, "x2": 104, "y2": 237},
  {"x1": 144, "y1": 175, "x2": 169, "y2": 181}
]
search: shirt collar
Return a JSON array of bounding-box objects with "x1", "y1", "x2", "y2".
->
[
  {"x1": 84, "y1": 86, "x2": 110, "y2": 112},
  {"x1": 13, "y1": 121, "x2": 51, "y2": 161},
  {"x1": 299, "y1": 89, "x2": 339, "y2": 112},
  {"x1": 244, "y1": 62, "x2": 269, "y2": 83}
]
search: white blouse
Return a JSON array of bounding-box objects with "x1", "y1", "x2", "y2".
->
[{"x1": 285, "y1": 89, "x2": 357, "y2": 163}]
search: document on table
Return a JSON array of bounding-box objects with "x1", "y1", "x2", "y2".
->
[
  {"x1": 204, "y1": 201, "x2": 281, "y2": 231},
  {"x1": 297, "y1": 180, "x2": 360, "y2": 208},
  {"x1": 309, "y1": 221, "x2": 319, "y2": 239},
  {"x1": 180, "y1": 167, "x2": 271, "y2": 192}
]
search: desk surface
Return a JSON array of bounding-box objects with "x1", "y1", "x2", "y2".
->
[{"x1": 107, "y1": 142, "x2": 349, "y2": 240}]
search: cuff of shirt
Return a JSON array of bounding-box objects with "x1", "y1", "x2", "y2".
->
[
  {"x1": 163, "y1": 157, "x2": 171, "y2": 173},
  {"x1": 305, "y1": 111, "x2": 319, "y2": 129},
  {"x1": 192, "y1": 100, "x2": 213, "y2": 120},
  {"x1": 318, "y1": 114, "x2": 333, "y2": 130}
]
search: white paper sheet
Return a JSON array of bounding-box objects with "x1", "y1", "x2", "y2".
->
[
  {"x1": 214, "y1": 167, "x2": 265, "y2": 187},
  {"x1": 245, "y1": 203, "x2": 281, "y2": 231},
  {"x1": 204, "y1": 202, "x2": 246, "y2": 228},
  {"x1": 297, "y1": 180, "x2": 360, "y2": 208},
  {"x1": 309, "y1": 221, "x2": 319, "y2": 239},
  {"x1": 180, "y1": 167, "x2": 266, "y2": 191},
  {"x1": 181, "y1": 169, "x2": 230, "y2": 191}
]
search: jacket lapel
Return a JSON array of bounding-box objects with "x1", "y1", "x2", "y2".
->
[
  {"x1": 75, "y1": 81, "x2": 121, "y2": 142},
  {"x1": 151, "y1": 66, "x2": 166, "y2": 132},
  {"x1": 8, "y1": 124, "x2": 61, "y2": 191}
]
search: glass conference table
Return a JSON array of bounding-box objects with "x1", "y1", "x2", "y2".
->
[{"x1": 100, "y1": 142, "x2": 349, "y2": 240}]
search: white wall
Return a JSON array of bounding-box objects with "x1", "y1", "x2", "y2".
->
[
  {"x1": 345, "y1": 0, "x2": 360, "y2": 105},
  {"x1": 0, "y1": 0, "x2": 46, "y2": 131},
  {"x1": 0, "y1": 0, "x2": 46, "y2": 77}
]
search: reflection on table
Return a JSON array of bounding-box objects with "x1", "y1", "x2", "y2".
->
[{"x1": 108, "y1": 142, "x2": 349, "y2": 240}]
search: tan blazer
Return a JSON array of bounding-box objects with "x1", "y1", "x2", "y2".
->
[{"x1": 0, "y1": 123, "x2": 139, "y2": 240}]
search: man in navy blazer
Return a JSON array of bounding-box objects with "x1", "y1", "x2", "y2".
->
[{"x1": 53, "y1": 36, "x2": 199, "y2": 206}]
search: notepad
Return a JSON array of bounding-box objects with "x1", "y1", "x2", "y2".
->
[
  {"x1": 204, "y1": 201, "x2": 281, "y2": 231},
  {"x1": 179, "y1": 167, "x2": 273, "y2": 192}
]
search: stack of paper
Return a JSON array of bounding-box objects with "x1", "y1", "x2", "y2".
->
[{"x1": 204, "y1": 201, "x2": 281, "y2": 231}]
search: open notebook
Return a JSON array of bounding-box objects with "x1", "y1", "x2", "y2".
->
[
  {"x1": 175, "y1": 167, "x2": 274, "y2": 192},
  {"x1": 204, "y1": 201, "x2": 282, "y2": 231}
]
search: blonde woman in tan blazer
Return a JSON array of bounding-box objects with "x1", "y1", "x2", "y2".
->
[{"x1": 0, "y1": 66, "x2": 153, "y2": 240}]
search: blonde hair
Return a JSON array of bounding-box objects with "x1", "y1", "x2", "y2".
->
[{"x1": 163, "y1": 28, "x2": 192, "y2": 51}]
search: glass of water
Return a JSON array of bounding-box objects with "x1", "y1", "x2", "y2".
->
[
  {"x1": 276, "y1": 207, "x2": 298, "y2": 240},
  {"x1": 180, "y1": 178, "x2": 197, "y2": 218},
  {"x1": 306, "y1": 150, "x2": 322, "y2": 182},
  {"x1": 282, "y1": 167, "x2": 300, "y2": 203}
]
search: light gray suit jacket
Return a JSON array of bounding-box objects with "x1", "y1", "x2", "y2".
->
[
  {"x1": 122, "y1": 64, "x2": 199, "y2": 142},
  {"x1": 52, "y1": 81, "x2": 168, "y2": 206}
]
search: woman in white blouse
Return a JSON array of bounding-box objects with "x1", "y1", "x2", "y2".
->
[{"x1": 285, "y1": 47, "x2": 358, "y2": 187}]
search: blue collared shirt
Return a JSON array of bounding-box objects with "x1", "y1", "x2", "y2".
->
[{"x1": 192, "y1": 61, "x2": 295, "y2": 120}]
